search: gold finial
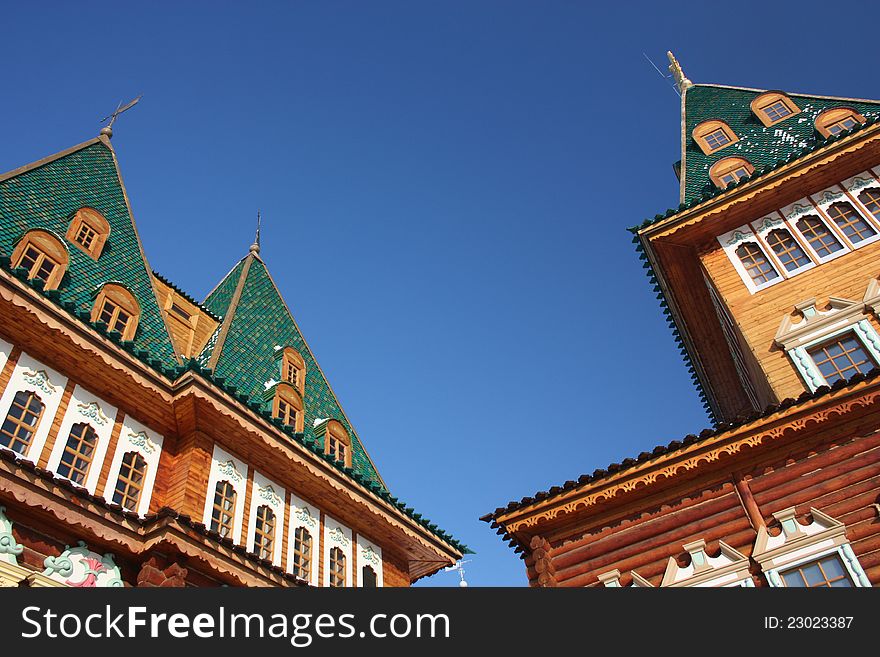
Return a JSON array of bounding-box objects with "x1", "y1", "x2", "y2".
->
[{"x1": 667, "y1": 51, "x2": 693, "y2": 93}]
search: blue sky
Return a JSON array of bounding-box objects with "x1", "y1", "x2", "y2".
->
[{"x1": 3, "y1": 1, "x2": 880, "y2": 586}]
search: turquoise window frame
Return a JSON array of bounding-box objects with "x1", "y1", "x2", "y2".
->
[{"x1": 788, "y1": 319, "x2": 880, "y2": 392}]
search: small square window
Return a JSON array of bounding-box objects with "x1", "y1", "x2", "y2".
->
[
  {"x1": 704, "y1": 128, "x2": 731, "y2": 150},
  {"x1": 761, "y1": 100, "x2": 792, "y2": 122}
]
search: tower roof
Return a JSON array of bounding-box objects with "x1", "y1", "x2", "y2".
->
[
  {"x1": 199, "y1": 252, "x2": 385, "y2": 488},
  {"x1": 679, "y1": 83, "x2": 880, "y2": 204}
]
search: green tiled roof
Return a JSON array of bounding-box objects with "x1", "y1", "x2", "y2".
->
[
  {"x1": 200, "y1": 255, "x2": 384, "y2": 488},
  {"x1": 0, "y1": 140, "x2": 177, "y2": 364},
  {"x1": 682, "y1": 84, "x2": 880, "y2": 204}
]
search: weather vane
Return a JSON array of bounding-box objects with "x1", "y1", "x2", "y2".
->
[
  {"x1": 443, "y1": 559, "x2": 470, "y2": 587},
  {"x1": 99, "y1": 95, "x2": 142, "y2": 139}
]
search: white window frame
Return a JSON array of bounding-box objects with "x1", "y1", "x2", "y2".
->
[
  {"x1": 202, "y1": 444, "x2": 248, "y2": 544},
  {"x1": 323, "y1": 516, "x2": 353, "y2": 588},
  {"x1": 718, "y1": 225, "x2": 783, "y2": 294},
  {"x1": 45, "y1": 385, "x2": 116, "y2": 494},
  {"x1": 0, "y1": 352, "x2": 68, "y2": 463},
  {"x1": 844, "y1": 171, "x2": 880, "y2": 231},
  {"x1": 660, "y1": 539, "x2": 754, "y2": 587},
  {"x1": 749, "y1": 214, "x2": 815, "y2": 278},
  {"x1": 246, "y1": 471, "x2": 286, "y2": 566},
  {"x1": 781, "y1": 199, "x2": 850, "y2": 265},
  {"x1": 810, "y1": 184, "x2": 880, "y2": 249},
  {"x1": 789, "y1": 319, "x2": 880, "y2": 391},
  {"x1": 102, "y1": 415, "x2": 163, "y2": 516},
  {"x1": 287, "y1": 494, "x2": 320, "y2": 586},
  {"x1": 356, "y1": 535, "x2": 384, "y2": 588},
  {"x1": 753, "y1": 507, "x2": 869, "y2": 588}
]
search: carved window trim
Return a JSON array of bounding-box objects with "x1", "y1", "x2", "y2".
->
[
  {"x1": 717, "y1": 225, "x2": 782, "y2": 294},
  {"x1": 660, "y1": 539, "x2": 754, "y2": 588},
  {"x1": 692, "y1": 120, "x2": 738, "y2": 155},
  {"x1": 11, "y1": 230, "x2": 69, "y2": 290},
  {"x1": 65, "y1": 207, "x2": 110, "y2": 260},
  {"x1": 91, "y1": 283, "x2": 140, "y2": 340},
  {"x1": 753, "y1": 507, "x2": 869, "y2": 587},
  {"x1": 750, "y1": 92, "x2": 800, "y2": 127},
  {"x1": 0, "y1": 390, "x2": 45, "y2": 456}
]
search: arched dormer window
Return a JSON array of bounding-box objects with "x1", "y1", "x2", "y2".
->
[
  {"x1": 815, "y1": 107, "x2": 866, "y2": 138},
  {"x1": 90, "y1": 283, "x2": 140, "y2": 340},
  {"x1": 65, "y1": 207, "x2": 110, "y2": 260},
  {"x1": 323, "y1": 419, "x2": 351, "y2": 467},
  {"x1": 692, "y1": 120, "x2": 738, "y2": 155},
  {"x1": 280, "y1": 347, "x2": 306, "y2": 394},
  {"x1": 11, "y1": 230, "x2": 68, "y2": 290},
  {"x1": 751, "y1": 92, "x2": 800, "y2": 126},
  {"x1": 272, "y1": 382, "x2": 304, "y2": 432},
  {"x1": 709, "y1": 157, "x2": 755, "y2": 189}
]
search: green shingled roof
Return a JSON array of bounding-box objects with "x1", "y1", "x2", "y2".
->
[
  {"x1": 199, "y1": 254, "x2": 384, "y2": 488},
  {"x1": 681, "y1": 84, "x2": 880, "y2": 204},
  {"x1": 0, "y1": 139, "x2": 177, "y2": 365}
]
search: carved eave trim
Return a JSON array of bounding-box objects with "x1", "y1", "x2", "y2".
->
[
  {"x1": 494, "y1": 378, "x2": 880, "y2": 533},
  {"x1": 173, "y1": 375, "x2": 462, "y2": 567},
  {"x1": 640, "y1": 123, "x2": 880, "y2": 242}
]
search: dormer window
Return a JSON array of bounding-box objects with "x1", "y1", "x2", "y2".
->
[
  {"x1": 815, "y1": 107, "x2": 866, "y2": 138},
  {"x1": 65, "y1": 208, "x2": 110, "y2": 260},
  {"x1": 91, "y1": 283, "x2": 140, "y2": 340},
  {"x1": 320, "y1": 419, "x2": 351, "y2": 467},
  {"x1": 693, "y1": 120, "x2": 738, "y2": 155},
  {"x1": 280, "y1": 347, "x2": 306, "y2": 394},
  {"x1": 272, "y1": 382, "x2": 303, "y2": 432},
  {"x1": 709, "y1": 157, "x2": 754, "y2": 189},
  {"x1": 11, "y1": 230, "x2": 68, "y2": 290},
  {"x1": 751, "y1": 92, "x2": 800, "y2": 127}
]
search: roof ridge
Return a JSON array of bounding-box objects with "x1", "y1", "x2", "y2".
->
[
  {"x1": 206, "y1": 254, "x2": 254, "y2": 370},
  {"x1": 0, "y1": 136, "x2": 107, "y2": 184},
  {"x1": 151, "y1": 270, "x2": 222, "y2": 321},
  {"x1": 691, "y1": 82, "x2": 880, "y2": 106}
]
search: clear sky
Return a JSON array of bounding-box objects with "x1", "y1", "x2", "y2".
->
[{"x1": 3, "y1": 1, "x2": 880, "y2": 586}]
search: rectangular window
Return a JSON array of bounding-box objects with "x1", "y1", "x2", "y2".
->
[
  {"x1": 170, "y1": 303, "x2": 191, "y2": 321},
  {"x1": 705, "y1": 128, "x2": 731, "y2": 150},
  {"x1": 57, "y1": 424, "x2": 98, "y2": 485},
  {"x1": 75, "y1": 224, "x2": 97, "y2": 250},
  {"x1": 780, "y1": 554, "x2": 853, "y2": 587},
  {"x1": 0, "y1": 390, "x2": 44, "y2": 455},
  {"x1": 807, "y1": 333, "x2": 877, "y2": 384},
  {"x1": 827, "y1": 117, "x2": 858, "y2": 136},
  {"x1": 761, "y1": 100, "x2": 792, "y2": 122}
]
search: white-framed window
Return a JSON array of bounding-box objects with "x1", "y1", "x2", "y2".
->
[
  {"x1": 323, "y1": 516, "x2": 353, "y2": 588},
  {"x1": 102, "y1": 415, "x2": 163, "y2": 516},
  {"x1": 245, "y1": 471, "x2": 285, "y2": 566},
  {"x1": 660, "y1": 539, "x2": 754, "y2": 587},
  {"x1": 287, "y1": 494, "x2": 320, "y2": 585},
  {"x1": 810, "y1": 184, "x2": 880, "y2": 249},
  {"x1": 356, "y1": 535, "x2": 384, "y2": 588},
  {"x1": 718, "y1": 226, "x2": 782, "y2": 294},
  {"x1": 45, "y1": 386, "x2": 116, "y2": 493},
  {"x1": 781, "y1": 199, "x2": 849, "y2": 265},
  {"x1": 750, "y1": 214, "x2": 815, "y2": 277},
  {"x1": 202, "y1": 444, "x2": 248, "y2": 544},
  {"x1": 0, "y1": 352, "x2": 68, "y2": 463},
  {"x1": 596, "y1": 569, "x2": 653, "y2": 588},
  {"x1": 753, "y1": 507, "x2": 869, "y2": 587}
]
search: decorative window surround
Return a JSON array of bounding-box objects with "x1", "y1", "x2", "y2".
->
[
  {"x1": 753, "y1": 507, "x2": 869, "y2": 588},
  {"x1": 775, "y1": 298, "x2": 880, "y2": 391},
  {"x1": 202, "y1": 444, "x2": 248, "y2": 544},
  {"x1": 356, "y1": 535, "x2": 384, "y2": 588},
  {"x1": 752, "y1": 213, "x2": 815, "y2": 277},
  {"x1": 287, "y1": 494, "x2": 320, "y2": 586},
  {"x1": 597, "y1": 569, "x2": 653, "y2": 588},
  {"x1": 780, "y1": 199, "x2": 849, "y2": 265},
  {"x1": 0, "y1": 338, "x2": 11, "y2": 373},
  {"x1": 661, "y1": 539, "x2": 753, "y2": 587},
  {"x1": 323, "y1": 516, "x2": 353, "y2": 588},
  {"x1": 810, "y1": 185, "x2": 880, "y2": 249},
  {"x1": 245, "y1": 471, "x2": 285, "y2": 566},
  {"x1": 45, "y1": 386, "x2": 115, "y2": 493},
  {"x1": 41, "y1": 540, "x2": 123, "y2": 587},
  {"x1": 0, "y1": 506, "x2": 23, "y2": 568},
  {"x1": 102, "y1": 415, "x2": 163, "y2": 516},
  {"x1": 718, "y1": 225, "x2": 781, "y2": 294},
  {"x1": 0, "y1": 352, "x2": 67, "y2": 464}
]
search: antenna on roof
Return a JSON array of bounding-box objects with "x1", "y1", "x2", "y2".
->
[
  {"x1": 99, "y1": 95, "x2": 142, "y2": 139},
  {"x1": 250, "y1": 210, "x2": 261, "y2": 256},
  {"x1": 643, "y1": 53, "x2": 680, "y2": 98}
]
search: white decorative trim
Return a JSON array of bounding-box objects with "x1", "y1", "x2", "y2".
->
[
  {"x1": 661, "y1": 539, "x2": 752, "y2": 587},
  {"x1": 42, "y1": 541, "x2": 123, "y2": 587},
  {"x1": 202, "y1": 445, "x2": 248, "y2": 543},
  {"x1": 356, "y1": 535, "x2": 383, "y2": 587},
  {"x1": 597, "y1": 569, "x2": 653, "y2": 588},
  {"x1": 0, "y1": 352, "x2": 68, "y2": 463},
  {"x1": 780, "y1": 198, "x2": 850, "y2": 265},
  {"x1": 322, "y1": 516, "x2": 353, "y2": 587},
  {"x1": 287, "y1": 494, "x2": 320, "y2": 585},
  {"x1": 0, "y1": 506, "x2": 23, "y2": 566},
  {"x1": 810, "y1": 183, "x2": 880, "y2": 249},
  {"x1": 45, "y1": 386, "x2": 116, "y2": 494},
  {"x1": 0, "y1": 338, "x2": 11, "y2": 375},
  {"x1": 717, "y1": 225, "x2": 782, "y2": 295},
  {"x1": 753, "y1": 507, "x2": 869, "y2": 587},
  {"x1": 102, "y1": 416, "x2": 163, "y2": 516},
  {"x1": 246, "y1": 471, "x2": 285, "y2": 566},
  {"x1": 749, "y1": 212, "x2": 815, "y2": 277}
]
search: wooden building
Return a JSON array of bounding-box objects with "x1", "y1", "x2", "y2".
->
[
  {"x1": 483, "y1": 55, "x2": 880, "y2": 588},
  {"x1": 0, "y1": 130, "x2": 464, "y2": 588}
]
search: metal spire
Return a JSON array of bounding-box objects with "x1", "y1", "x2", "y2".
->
[
  {"x1": 249, "y1": 210, "x2": 261, "y2": 255},
  {"x1": 99, "y1": 95, "x2": 142, "y2": 139},
  {"x1": 667, "y1": 52, "x2": 693, "y2": 93}
]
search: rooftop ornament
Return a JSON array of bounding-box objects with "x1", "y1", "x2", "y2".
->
[
  {"x1": 99, "y1": 95, "x2": 142, "y2": 139},
  {"x1": 667, "y1": 51, "x2": 693, "y2": 93}
]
